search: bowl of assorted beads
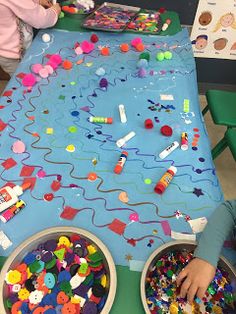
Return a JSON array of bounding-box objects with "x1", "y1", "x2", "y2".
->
[
  {"x1": 141, "y1": 241, "x2": 236, "y2": 314},
  {"x1": 0, "y1": 226, "x2": 117, "y2": 314},
  {"x1": 61, "y1": 0, "x2": 95, "y2": 16}
]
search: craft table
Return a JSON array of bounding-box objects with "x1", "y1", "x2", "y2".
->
[{"x1": 0, "y1": 11, "x2": 231, "y2": 313}]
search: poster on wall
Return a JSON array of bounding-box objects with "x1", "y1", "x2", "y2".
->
[{"x1": 190, "y1": 0, "x2": 236, "y2": 60}]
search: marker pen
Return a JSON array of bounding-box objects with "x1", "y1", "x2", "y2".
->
[
  {"x1": 0, "y1": 200, "x2": 26, "y2": 223},
  {"x1": 116, "y1": 131, "x2": 136, "y2": 148},
  {"x1": 159, "y1": 141, "x2": 179, "y2": 159},
  {"x1": 119, "y1": 104, "x2": 127, "y2": 123}
]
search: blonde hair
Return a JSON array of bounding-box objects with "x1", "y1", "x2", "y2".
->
[{"x1": 213, "y1": 13, "x2": 236, "y2": 32}]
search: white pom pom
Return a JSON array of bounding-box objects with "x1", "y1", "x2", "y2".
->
[{"x1": 42, "y1": 33, "x2": 51, "y2": 43}]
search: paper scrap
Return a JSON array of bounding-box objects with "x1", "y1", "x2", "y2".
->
[
  {"x1": 188, "y1": 217, "x2": 207, "y2": 234},
  {"x1": 108, "y1": 219, "x2": 127, "y2": 235},
  {"x1": 161, "y1": 220, "x2": 171, "y2": 236},
  {"x1": 1, "y1": 158, "x2": 17, "y2": 170},
  {"x1": 0, "y1": 231, "x2": 12, "y2": 250},
  {"x1": 129, "y1": 260, "x2": 145, "y2": 272},
  {"x1": 20, "y1": 165, "x2": 35, "y2": 177},
  {"x1": 160, "y1": 94, "x2": 174, "y2": 100},
  {"x1": 171, "y1": 230, "x2": 196, "y2": 241}
]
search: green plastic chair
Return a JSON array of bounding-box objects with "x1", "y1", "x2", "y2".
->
[
  {"x1": 203, "y1": 90, "x2": 236, "y2": 125},
  {"x1": 202, "y1": 90, "x2": 236, "y2": 159},
  {"x1": 212, "y1": 128, "x2": 236, "y2": 160}
]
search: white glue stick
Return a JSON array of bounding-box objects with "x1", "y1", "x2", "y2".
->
[
  {"x1": 52, "y1": 0, "x2": 57, "y2": 4},
  {"x1": 116, "y1": 131, "x2": 136, "y2": 148},
  {"x1": 119, "y1": 104, "x2": 127, "y2": 123},
  {"x1": 159, "y1": 141, "x2": 179, "y2": 159}
]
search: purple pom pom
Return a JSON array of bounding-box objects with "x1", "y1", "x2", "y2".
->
[
  {"x1": 138, "y1": 67, "x2": 147, "y2": 78},
  {"x1": 99, "y1": 78, "x2": 108, "y2": 88}
]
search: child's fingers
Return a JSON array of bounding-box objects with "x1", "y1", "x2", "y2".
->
[
  {"x1": 180, "y1": 277, "x2": 192, "y2": 299},
  {"x1": 187, "y1": 284, "x2": 198, "y2": 304},
  {"x1": 176, "y1": 268, "x2": 187, "y2": 287},
  {"x1": 197, "y1": 287, "x2": 206, "y2": 300}
]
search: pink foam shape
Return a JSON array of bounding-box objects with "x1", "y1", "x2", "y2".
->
[{"x1": 81, "y1": 41, "x2": 94, "y2": 54}]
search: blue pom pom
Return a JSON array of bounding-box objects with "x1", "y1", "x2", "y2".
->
[
  {"x1": 95, "y1": 67, "x2": 106, "y2": 76},
  {"x1": 137, "y1": 59, "x2": 148, "y2": 68}
]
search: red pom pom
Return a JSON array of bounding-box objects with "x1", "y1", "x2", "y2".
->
[
  {"x1": 158, "y1": 7, "x2": 166, "y2": 14},
  {"x1": 90, "y1": 34, "x2": 99, "y2": 43}
]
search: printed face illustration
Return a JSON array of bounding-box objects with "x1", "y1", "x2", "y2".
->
[
  {"x1": 214, "y1": 38, "x2": 228, "y2": 50},
  {"x1": 199, "y1": 11, "x2": 212, "y2": 26},
  {"x1": 195, "y1": 37, "x2": 208, "y2": 50},
  {"x1": 220, "y1": 13, "x2": 234, "y2": 27}
]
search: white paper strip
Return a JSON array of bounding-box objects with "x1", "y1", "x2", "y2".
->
[
  {"x1": 0, "y1": 230, "x2": 12, "y2": 250},
  {"x1": 171, "y1": 230, "x2": 196, "y2": 241},
  {"x1": 188, "y1": 217, "x2": 208, "y2": 234}
]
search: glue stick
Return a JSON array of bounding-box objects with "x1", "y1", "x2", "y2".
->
[
  {"x1": 0, "y1": 183, "x2": 31, "y2": 213},
  {"x1": 114, "y1": 151, "x2": 128, "y2": 174},
  {"x1": 0, "y1": 200, "x2": 26, "y2": 223},
  {"x1": 89, "y1": 117, "x2": 113, "y2": 124},
  {"x1": 154, "y1": 166, "x2": 177, "y2": 194},
  {"x1": 181, "y1": 132, "x2": 188, "y2": 150}
]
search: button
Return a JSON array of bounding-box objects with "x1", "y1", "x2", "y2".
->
[
  {"x1": 61, "y1": 302, "x2": 76, "y2": 314},
  {"x1": 57, "y1": 291, "x2": 69, "y2": 305},
  {"x1": 92, "y1": 284, "x2": 106, "y2": 297},
  {"x1": 12, "y1": 284, "x2": 21, "y2": 292},
  {"x1": 58, "y1": 236, "x2": 71, "y2": 247},
  {"x1": 6, "y1": 270, "x2": 22, "y2": 284},
  {"x1": 18, "y1": 288, "x2": 30, "y2": 301},
  {"x1": 29, "y1": 290, "x2": 44, "y2": 304},
  {"x1": 44, "y1": 273, "x2": 56, "y2": 289}
]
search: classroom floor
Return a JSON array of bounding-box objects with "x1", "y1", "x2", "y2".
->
[{"x1": 0, "y1": 80, "x2": 235, "y2": 200}]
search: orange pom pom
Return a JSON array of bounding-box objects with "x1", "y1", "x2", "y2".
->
[
  {"x1": 136, "y1": 43, "x2": 145, "y2": 52},
  {"x1": 120, "y1": 43, "x2": 129, "y2": 53},
  {"x1": 62, "y1": 60, "x2": 73, "y2": 70},
  {"x1": 101, "y1": 47, "x2": 110, "y2": 56}
]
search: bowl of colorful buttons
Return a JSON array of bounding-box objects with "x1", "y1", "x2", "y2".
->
[
  {"x1": 61, "y1": 0, "x2": 95, "y2": 16},
  {"x1": 141, "y1": 241, "x2": 236, "y2": 314},
  {"x1": 0, "y1": 226, "x2": 117, "y2": 314}
]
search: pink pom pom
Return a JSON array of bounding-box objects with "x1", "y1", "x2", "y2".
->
[
  {"x1": 22, "y1": 74, "x2": 36, "y2": 87},
  {"x1": 44, "y1": 65, "x2": 54, "y2": 74},
  {"x1": 12, "y1": 140, "x2": 26, "y2": 154},
  {"x1": 39, "y1": 68, "x2": 49, "y2": 78},
  {"x1": 80, "y1": 41, "x2": 94, "y2": 54},
  {"x1": 32, "y1": 64, "x2": 43, "y2": 74},
  {"x1": 49, "y1": 54, "x2": 62, "y2": 65},
  {"x1": 46, "y1": 61, "x2": 58, "y2": 70},
  {"x1": 131, "y1": 37, "x2": 142, "y2": 47}
]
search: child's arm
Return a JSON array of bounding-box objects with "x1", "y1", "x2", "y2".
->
[
  {"x1": 6, "y1": 0, "x2": 60, "y2": 29},
  {"x1": 176, "y1": 200, "x2": 236, "y2": 303},
  {"x1": 194, "y1": 200, "x2": 236, "y2": 267}
]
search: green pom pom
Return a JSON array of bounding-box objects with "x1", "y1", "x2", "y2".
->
[
  {"x1": 139, "y1": 52, "x2": 150, "y2": 61},
  {"x1": 156, "y1": 52, "x2": 164, "y2": 61},
  {"x1": 59, "y1": 12, "x2": 65, "y2": 19},
  {"x1": 164, "y1": 51, "x2": 172, "y2": 60}
]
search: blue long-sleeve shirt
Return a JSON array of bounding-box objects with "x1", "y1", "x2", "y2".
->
[{"x1": 194, "y1": 200, "x2": 236, "y2": 268}]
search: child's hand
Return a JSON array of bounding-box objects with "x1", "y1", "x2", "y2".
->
[
  {"x1": 52, "y1": 3, "x2": 61, "y2": 15},
  {"x1": 176, "y1": 258, "x2": 216, "y2": 304},
  {"x1": 40, "y1": 0, "x2": 52, "y2": 8}
]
